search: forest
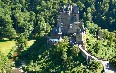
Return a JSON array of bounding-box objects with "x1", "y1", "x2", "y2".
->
[{"x1": 0, "y1": 0, "x2": 116, "y2": 73}]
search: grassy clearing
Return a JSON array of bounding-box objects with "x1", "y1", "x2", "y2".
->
[
  {"x1": 0, "y1": 40, "x2": 15, "y2": 56},
  {"x1": 0, "y1": 40, "x2": 35, "y2": 56},
  {"x1": 27, "y1": 40, "x2": 36, "y2": 48}
]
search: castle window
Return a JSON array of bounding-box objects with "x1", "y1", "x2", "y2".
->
[
  {"x1": 70, "y1": 26, "x2": 72, "y2": 28},
  {"x1": 70, "y1": 24, "x2": 73, "y2": 28},
  {"x1": 61, "y1": 23, "x2": 63, "y2": 27},
  {"x1": 57, "y1": 18, "x2": 59, "y2": 20},
  {"x1": 78, "y1": 11, "x2": 79, "y2": 13}
]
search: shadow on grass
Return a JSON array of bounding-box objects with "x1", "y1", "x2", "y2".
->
[
  {"x1": 0, "y1": 40, "x2": 10, "y2": 42},
  {"x1": 15, "y1": 36, "x2": 50, "y2": 67},
  {"x1": 15, "y1": 36, "x2": 87, "y2": 73}
]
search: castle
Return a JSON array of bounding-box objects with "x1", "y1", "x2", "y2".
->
[{"x1": 49, "y1": 4, "x2": 86, "y2": 45}]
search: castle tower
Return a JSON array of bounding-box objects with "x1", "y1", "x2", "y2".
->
[
  {"x1": 57, "y1": 4, "x2": 80, "y2": 34},
  {"x1": 71, "y1": 5, "x2": 79, "y2": 22},
  {"x1": 57, "y1": 4, "x2": 72, "y2": 34},
  {"x1": 57, "y1": 3, "x2": 86, "y2": 45},
  {"x1": 49, "y1": 3, "x2": 86, "y2": 45},
  {"x1": 76, "y1": 24, "x2": 86, "y2": 45}
]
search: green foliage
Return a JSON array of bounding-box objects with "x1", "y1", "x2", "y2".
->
[
  {"x1": 12, "y1": 10, "x2": 35, "y2": 38},
  {"x1": 0, "y1": 7, "x2": 16, "y2": 39},
  {"x1": 0, "y1": 0, "x2": 115, "y2": 40},
  {"x1": 87, "y1": 60, "x2": 103, "y2": 73},
  {"x1": 85, "y1": 21, "x2": 98, "y2": 35},
  {"x1": 16, "y1": 34, "x2": 27, "y2": 51},
  {"x1": 110, "y1": 56, "x2": 116, "y2": 67},
  {"x1": 16, "y1": 36, "x2": 87, "y2": 72},
  {"x1": 0, "y1": 51, "x2": 13, "y2": 73},
  {"x1": 70, "y1": 45, "x2": 80, "y2": 57},
  {"x1": 0, "y1": 0, "x2": 116, "y2": 72},
  {"x1": 86, "y1": 28, "x2": 116, "y2": 60},
  {"x1": 71, "y1": 64, "x2": 85, "y2": 73},
  {"x1": 54, "y1": 36, "x2": 69, "y2": 61}
]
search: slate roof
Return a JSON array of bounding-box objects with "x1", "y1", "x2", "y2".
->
[
  {"x1": 72, "y1": 6, "x2": 79, "y2": 14},
  {"x1": 51, "y1": 27, "x2": 59, "y2": 34},
  {"x1": 71, "y1": 15, "x2": 77, "y2": 23}
]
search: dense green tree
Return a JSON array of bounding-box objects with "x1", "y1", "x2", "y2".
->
[
  {"x1": 0, "y1": 0, "x2": 116, "y2": 72},
  {"x1": 0, "y1": 51, "x2": 13, "y2": 73},
  {"x1": 87, "y1": 60, "x2": 103, "y2": 73},
  {"x1": 86, "y1": 28, "x2": 116, "y2": 60},
  {"x1": 12, "y1": 10, "x2": 35, "y2": 38},
  {"x1": 71, "y1": 64, "x2": 85, "y2": 73},
  {"x1": 110, "y1": 56, "x2": 116, "y2": 68},
  {"x1": 85, "y1": 21, "x2": 98, "y2": 35},
  {"x1": 0, "y1": 6, "x2": 16, "y2": 39},
  {"x1": 70, "y1": 45, "x2": 80, "y2": 57},
  {"x1": 54, "y1": 36, "x2": 69, "y2": 62},
  {"x1": 16, "y1": 34, "x2": 27, "y2": 51}
]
